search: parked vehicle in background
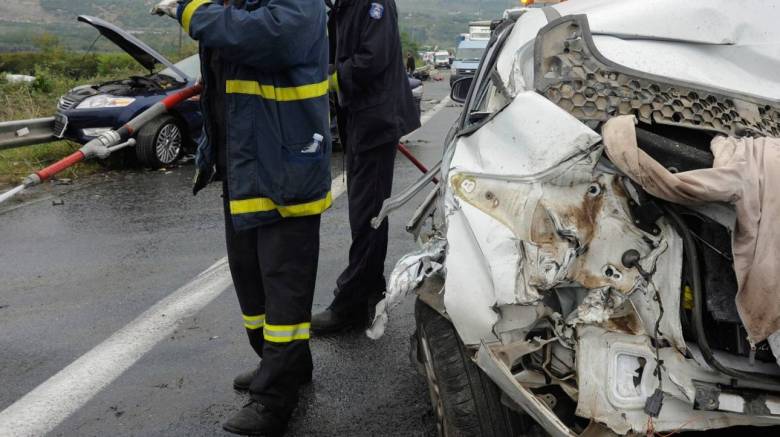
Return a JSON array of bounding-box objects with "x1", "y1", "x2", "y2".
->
[
  {"x1": 434, "y1": 51, "x2": 450, "y2": 69},
  {"x1": 468, "y1": 21, "x2": 492, "y2": 40},
  {"x1": 450, "y1": 38, "x2": 488, "y2": 86},
  {"x1": 55, "y1": 16, "x2": 202, "y2": 168},
  {"x1": 381, "y1": 1, "x2": 780, "y2": 435}
]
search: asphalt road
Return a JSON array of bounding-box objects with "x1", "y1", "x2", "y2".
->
[{"x1": 0, "y1": 71, "x2": 458, "y2": 436}]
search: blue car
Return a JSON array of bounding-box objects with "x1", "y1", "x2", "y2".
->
[{"x1": 55, "y1": 16, "x2": 202, "y2": 168}]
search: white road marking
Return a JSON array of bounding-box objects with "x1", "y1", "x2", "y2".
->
[
  {"x1": 331, "y1": 171, "x2": 347, "y2": 199},
  {"x1": 0, "y1": 93, "x2": 448, "y2": 436},
  {"x1": 419, "y1": 95, "x2": 452, "y2": 127},
  {"x1": 0, "y1": 260, "x2": 233, "y2": 437}
]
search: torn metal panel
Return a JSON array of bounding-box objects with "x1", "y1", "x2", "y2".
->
[
  {"x1": 553, "y1": 0, "x2": 776, "y2": 45},
  {"x1": 450, "y1": 172, "x2": 667, "y2": 306},
  {"x1": 495, "y1": 8, "x2": 548, "y2": 89},
  {"x1": 443, "y1": 207, "x2": 501, "y2": 345},
  {"x1": 549, "y1": 0, "x2": 780, "y2": 98},
  {"x1": 493, "y1": 304, "x2": 550, "y2": 344},
  {"x1": 534, "y1": 15, "x2": 780, "y2": 137},
  {"x1": 498, "y1": 1, "x2": 780, "y2": 102},
  {"x1": 576, "y1": 326, "x2": 780, "y2": 434},
  {"x1": 366, "y1": 238, "x2": 445, "y2": 340},
  {"x1": 448, "y1": 91, "x2": 601, "y2": 178},
  {"x1": 476, "y1": 343, "x2": 578, "y2": 437},
  {"x1": 627, "y1": 219, "x2": 686, "y2": 351},
  {"x1": 458, "y1": 201, "x2": 527, "y2": 306}
]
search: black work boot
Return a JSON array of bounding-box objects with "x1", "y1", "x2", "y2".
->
[
  {"x1": 223, "y1": 401, "x2": 288, "y2": 437},
  {"x1": 311, "y1": 308, "x2": 366, "y2": 334},
  {"x1": 233, "y1": 363, "x2": 261, "y2": 392}
]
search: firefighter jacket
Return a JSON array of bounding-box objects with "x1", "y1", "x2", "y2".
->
[
  {"x1": 330, "y1": 0, "x2": 421, "y2": 152},
  {"x1": 178, "y1": 0, "x2": 332, "y2": 231}
]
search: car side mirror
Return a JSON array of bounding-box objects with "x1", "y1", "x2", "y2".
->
[{"x1": 450, "y1": 77, "x2": 473, "y2": 104}]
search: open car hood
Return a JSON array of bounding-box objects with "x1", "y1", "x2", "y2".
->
[{"x1": 77, "y1": 15, "x2": 189, "y2": 81}]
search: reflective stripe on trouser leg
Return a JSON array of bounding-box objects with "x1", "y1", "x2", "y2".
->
[
  {"x1": 248, "y1": 215, "x2": 320, "y2": 417},
  {"x1": 223, "y1": 182, "x2": 266, "y2": 358},
  {"x1": 263, "y1": 322, "x2": 310, "y2": 343},
  {"x1": 243, "y1": 314, "x2": 266, "y2": 330}
]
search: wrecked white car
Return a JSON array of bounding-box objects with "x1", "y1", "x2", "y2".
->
[{"x1": 372, "y1": 1, "x2": 780, "y2": 435}]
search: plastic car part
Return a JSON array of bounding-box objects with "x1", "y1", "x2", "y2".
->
[
  {"x1": 663, "y1": 205, "x2": 780, "y2": 392},
  {"x1": 534, "y1": 15, "x2": 780, "y2": 138}
]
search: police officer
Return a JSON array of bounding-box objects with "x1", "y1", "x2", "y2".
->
[
  {"x1": 312, "y1": 0, "x2": 420, "y2": 332},
  {"x1": 154, "y1": 0, "x2": 331, "y2": 435}
]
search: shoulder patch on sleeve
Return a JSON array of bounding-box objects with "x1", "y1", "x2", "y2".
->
[{"x1": 369, "y1": 2, "x2": 384, "y2": 20}]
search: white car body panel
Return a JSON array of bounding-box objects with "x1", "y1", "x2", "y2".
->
[{"x1": 378, "y1": 0, "x2": 780, "y2": 434}]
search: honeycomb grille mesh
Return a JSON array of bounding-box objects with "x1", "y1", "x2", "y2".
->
[{"x1": 534, "y1": 17, "x2": 780, "y2": 138}]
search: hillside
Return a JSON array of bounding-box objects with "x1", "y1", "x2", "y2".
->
[{"x1": 0, "y1": 0, "x2": 513, "y2": 52}]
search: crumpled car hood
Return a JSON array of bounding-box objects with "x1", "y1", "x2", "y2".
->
[{"x1": 500, "y1": 0, "x2": 780, "y2": 102}]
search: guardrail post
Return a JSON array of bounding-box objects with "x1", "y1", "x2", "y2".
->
[{"x1": 0, "y1": 117, "x2": 57, "y2": 151}]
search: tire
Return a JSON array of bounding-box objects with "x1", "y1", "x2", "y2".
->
[
  {"x1": 135, "y1": 115, "x2": 184, "y2": 168},
  {"x1": 415, "y1": 299, "x2": 525, "y2": 437}
]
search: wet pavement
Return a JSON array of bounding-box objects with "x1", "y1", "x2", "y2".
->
[{"x1": 0, "y1": 73, "x2": 457, "y2": 436}]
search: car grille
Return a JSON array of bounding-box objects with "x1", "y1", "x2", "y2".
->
[
  {"x1": 57, "y1": 95, "x2": 80, "y2": 111},
  {"x1": 53, "y1": 113, "x2": 68, "y2": 138}
]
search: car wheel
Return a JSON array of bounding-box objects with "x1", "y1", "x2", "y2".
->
[
  {"x1": 415, "y1": 299, "x2": 525, "y2": 437},
  {"x1": 135, "y1": 115, "x2": 183, "y2": 168}
]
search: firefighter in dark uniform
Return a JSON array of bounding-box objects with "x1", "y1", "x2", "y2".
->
[
  {"x1": 155, "y1": 0, "x2": 331, "y2": 435},
  {"x1": 312, "y1": 0, "x2": 420, "y2": 332}
]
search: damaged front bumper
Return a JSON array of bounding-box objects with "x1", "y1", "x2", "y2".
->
[{"x1": 375, "y1": 6, "x2": 780, "y2": 435}]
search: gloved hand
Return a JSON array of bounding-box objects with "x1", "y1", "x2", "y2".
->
[
  {"x1": 151, "y1": 0, "x2": 179, "y2": 18},
  {"x1": 192, "y1": 166, "x2": 214, "y2": 196}
]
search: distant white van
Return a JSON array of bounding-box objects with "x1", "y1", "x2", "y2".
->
[{"x1": 434, "y1": 51, "x2": 450, "y2": 69}]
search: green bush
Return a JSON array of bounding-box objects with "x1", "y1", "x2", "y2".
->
[{"x1": 96, "y1": 53, "x2": 139, "y2": 76}]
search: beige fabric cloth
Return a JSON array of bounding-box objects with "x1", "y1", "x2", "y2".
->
[{"x1": 602, "y1": 115, "x2": 780, "y2": 344}]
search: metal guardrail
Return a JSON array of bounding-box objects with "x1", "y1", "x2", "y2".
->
[{"x1": 0, "y1": 117, "x2": 56, "y2": 151}]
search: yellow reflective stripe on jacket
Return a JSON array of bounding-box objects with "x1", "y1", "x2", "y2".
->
[
  {"x1": 242, "y1": 314, "x2": 266, "y2": 330},
  {"x1": 230, "y1": 191, "x2": 332, "y2": 217},
  {"x1": 226, "y1": 80, "x2": 329, "y2": 102},
  {"x1": 328, "y1": 72, "x2": 339, "y2": 93},
  {"x1": 182, "y1": 0, "x2": 211, "y2": 33},
  {"x1": 263, "y1": 322, "x2": 311, "y2": 343}
]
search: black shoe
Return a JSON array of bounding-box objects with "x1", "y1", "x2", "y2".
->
[
  {"x1": 223, "y1": 402, "x2": 288, "y2": 437},
  {"x1": 310, "y1": 309, "x2": 366, "y2": 334},
  {"x1": 233, "y1": 363, "x2": 261, "y2": 392}
]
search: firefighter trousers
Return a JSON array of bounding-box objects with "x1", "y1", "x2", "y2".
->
[
  {"x1": 222, "y1": 184, "x2": 320, "y2": 417},
  {"x1": 330, "y1": 141, "x2": 397, "y2": 317}
]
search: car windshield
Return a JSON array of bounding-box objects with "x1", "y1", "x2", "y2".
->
[
  {"x1": 159, "y1": 54, "x2": 200, "y2": 81},
  {"x1": 456, "y1": 47, "x2": 485, "y2": 62}
]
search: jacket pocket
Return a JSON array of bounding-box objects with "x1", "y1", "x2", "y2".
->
[{"x1": 281, "y1": 142, "x2": 330, "y2": 203}]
